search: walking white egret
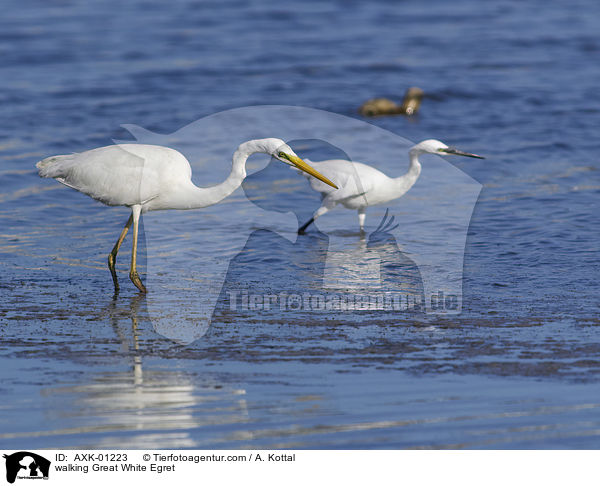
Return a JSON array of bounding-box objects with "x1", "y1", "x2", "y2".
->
[
  {"x1": 297, "y1": 139, "x2": 484, "y2": 234},
  {"x1": 37, "y1": 138, "x2": 338, "y2": 293}
]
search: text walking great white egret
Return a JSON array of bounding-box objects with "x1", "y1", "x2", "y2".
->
[
  {"x1": 296, "y1": 139, "x2": 484, "y2": 234},
  {"x1": 37, "y1": 138, "x2": 338, "y2": 293}
]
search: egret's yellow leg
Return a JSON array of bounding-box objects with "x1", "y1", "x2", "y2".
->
[
  {"x1": 129, "y1": 205, "x2": 146, "y2": 293},
  {"x1": 108, "y1": 213, "x2": 133, "y2": 291}
]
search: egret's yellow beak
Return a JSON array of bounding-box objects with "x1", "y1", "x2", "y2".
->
[{"x1": 282, "y1": 154, "x2": 338, "y2": 189}]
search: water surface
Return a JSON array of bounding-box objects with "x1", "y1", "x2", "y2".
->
[{"x1": 1, "y1": 0, "x2": 600, "y2": 449}]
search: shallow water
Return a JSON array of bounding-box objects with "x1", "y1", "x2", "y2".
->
[{"x1": 1, "y1": 0, "x2": 600, "y2": 449}]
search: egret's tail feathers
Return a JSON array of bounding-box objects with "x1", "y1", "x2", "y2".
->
[{"x1": 36, "y1": 154, "x2": 76, "y2": 179}]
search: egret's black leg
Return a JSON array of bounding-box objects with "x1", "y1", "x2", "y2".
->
[
  {"x1": 299, "y1": 205, "x2": 332, "y2": 234},
  {"x1": 298, "y1": 217, "x2": 315, "y2": 235}
]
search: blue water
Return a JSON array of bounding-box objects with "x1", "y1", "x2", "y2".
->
[{"x1": 1, "y1": 0, "x2": 600, "y2": 448}]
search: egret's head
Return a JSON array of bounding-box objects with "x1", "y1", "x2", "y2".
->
[
  {"x1": 261, "y1": 138, "x2": 338, "y2": 188},
  {"x1": 411, "y1": 139, "x2": 484, "y2": 159},
  {"x1": 269, "y1": 141, "x2": 298, "y2": 164}
]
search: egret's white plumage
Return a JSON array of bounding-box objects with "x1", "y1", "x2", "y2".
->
[
  {"x1": 37, "y1": 138, "x2": 337, "y2": 293},
  {"x1": 297, "y1": 139, "x2": 484, "y2": 234}
]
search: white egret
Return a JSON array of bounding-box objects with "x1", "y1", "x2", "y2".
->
[
  {"x1": 37, "y1": 138, "x2": 338, "y2": 293},
  {"x1": 297, "y1": 139, "x2": 484, "y2": 234}
]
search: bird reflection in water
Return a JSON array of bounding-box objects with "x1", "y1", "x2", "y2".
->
[{"x1": 40, "y1": 295, "x2": 249, "y2": 449}]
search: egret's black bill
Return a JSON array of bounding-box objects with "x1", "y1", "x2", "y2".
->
[{"x1": 440, "y1": 147, "x2": 485, "y2": 159}]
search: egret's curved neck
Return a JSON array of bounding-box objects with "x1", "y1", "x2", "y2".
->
[
  {"x1": 392, "y1": 148, "x2": 422, "y2": 191},
  {"x1": 182, "y1": 140, "x2": 267, "y2": 209},
  {"x1": 407, "y1": 149, "x2": 422, "y2": 178}
]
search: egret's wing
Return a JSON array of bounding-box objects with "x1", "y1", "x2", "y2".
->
[
  {"x1": 38, "y1": 146, "x2": 155, "y2": 206},
  {"x1": 38, "y1": 144, "x2": 191, "y2": 207}
]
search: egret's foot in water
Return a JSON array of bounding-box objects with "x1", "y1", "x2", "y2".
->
[
  {"x1": 129, "y1": 271, "x2": 147, "y2": 293},
  {"x1": 298, "y1": 217, "x2": 315, "y2": 235},
  {"x1": 108, "y1": 253, "x2": 120, "y2": 292}
]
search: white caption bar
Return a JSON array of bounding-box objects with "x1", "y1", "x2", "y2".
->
[{"x1": 1, "y1": 450, "x2": 598, "y2": 486}]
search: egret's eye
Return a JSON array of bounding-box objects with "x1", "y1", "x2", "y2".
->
[{"x1": 278, "y1": 151, "x2": 287, "y2": 159}]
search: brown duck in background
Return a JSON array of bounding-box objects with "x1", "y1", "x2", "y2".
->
[{"x1": 359, "y1": 87, "x2": 424, "y2": 117}]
